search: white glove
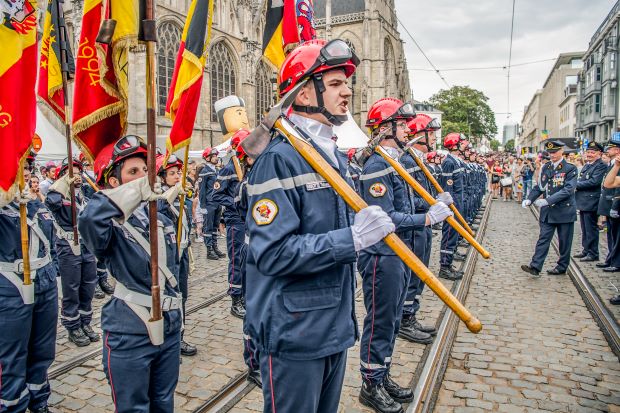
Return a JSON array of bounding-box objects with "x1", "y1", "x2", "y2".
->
[
  {"x1": 351, "y1": 205, "x2": 395, "y2": 252},
  {"x1": 163, "y1": 182, "x2": 186, "y2": 205},
  {"x1": 522, "y1": 200, "x2": 531, "y2": 208},
  {"x1": 101, "y1": 176, "x2": 162, "y2": 222},
  {"x1": 436, "y1": 192, "x2": 454, "y2": 206},
  {"x1": 427, "y1": 201, "x2": 453, "y2": 225},
  {"x1": 18, "y1": 188, "x2": 31, "y2": 205},
  {"x1": 610, "y1": 209, "x2": 619, "y2": 219},
  {"x1": 49, "y1": 174, "x2": 78, "y2": 199},
  {"x1": 534, "y1": 199, "x2": 548, "y2": 208}
]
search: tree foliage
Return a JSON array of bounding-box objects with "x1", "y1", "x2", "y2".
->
[
  {"x1": 428, "y1": 86, "x2": 498, "y2": 144},
  {"x1": 505, "y1": 139, "x2": 515, "y2": 152},
  {"x1": 490, "y1": 139, "x2": 501, "y2": 151}
]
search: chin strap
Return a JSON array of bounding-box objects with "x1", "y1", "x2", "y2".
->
[{"x1": 292, "y1": 74, "x2": 348, "y2": 126}]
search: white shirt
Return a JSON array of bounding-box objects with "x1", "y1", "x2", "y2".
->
[{"x1": 290, "y1": 114, "x2": 339, "y2": 166}]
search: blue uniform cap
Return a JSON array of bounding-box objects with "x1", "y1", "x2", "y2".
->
[{"x1": 543, "y1": 140, "x2": 565, "y2": 153}]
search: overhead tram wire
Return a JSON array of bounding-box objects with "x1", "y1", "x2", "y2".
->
[
  {"x1": 396, "y1": 16, "x2": 450, "y2": 89},
  {"x1": 506, "y1": 0, "x2": 517, "y2": 119},
  {"x1": 408, "y1": 57, "x2": 557, "y2": 72}
]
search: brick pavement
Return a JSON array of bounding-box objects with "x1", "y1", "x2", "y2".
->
[{"x1": 434, "y1": 200, "x2": 620, "y2": 413}]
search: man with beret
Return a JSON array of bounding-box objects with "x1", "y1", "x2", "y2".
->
[
  {"x1": 521, "y1": 140, "x2": 578, "y2": 277},
  {"x1": 574, "y1": 141, "x2": 608, "y2": 262}
]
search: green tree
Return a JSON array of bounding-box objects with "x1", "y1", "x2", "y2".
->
[
  {"x1": 490, "y1": 139, "x2": 501, "y2": 151},
  {"x1": 504, "y1": 139, "x2": 515, "y2": 152},
  {"x1": 428, "y1": 86, "x2": 498, "y2": 145}
]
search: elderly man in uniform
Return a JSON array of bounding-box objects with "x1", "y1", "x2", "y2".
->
[
  {"x1": 521, "y1": 140, "x2": 578, "y2": 277},
  {"x1": 598, "y1": 135, "x2": 620, "y2": 276}
]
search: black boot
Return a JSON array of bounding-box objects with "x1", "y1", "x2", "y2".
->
[
  {"x1": 99, "y1": 278, "x2": 115, "y2": 295},
  {"x1": 453, "y1": 251, "x2": 467, "y2": 261},
  {"x1": 82, "y1": 324, "x2": 100, "y2": 342},
  {"x1": 383, "y1": 373, "x2": 414, "y2": 403},
  {"x1": 181, "y1": 340, "x2": 198, "y2": 356},
  {"x1": 412, "y1": 317, "x2": 437, "y2": 336},
  {"x1": 93, "y1": 284, "x2": 105, "y2": 299},
  {"x1": 68, "y1": 328, "x2": 90, "y2": 347},
  {"x1": 247, "y1": 368, "x2": 262, "y2": 387},
  {"x1": 213, "y1": 241, "x2": 226, "y2": 258},
  {"x1": 30, "y1": 406, "x2": 55, "y2": 413},
  {"x1": 610, "y1": 295, "x2": 620, "y2": 305},
  {"x1": 439, "y1": 266, "x2": 463, "y2": 280},
  {"x1": 398, "y1": 315, "x2": 432, "y2": 344},
  {"x1": 207, "y1": 246, "x2": 220, "y2": 260},
  {"x1": 359, "y1": 381, "x2": 403, "y2": 413},
  {"x1": 231, "y1": 295, "x2": 246, "y2": 319}
]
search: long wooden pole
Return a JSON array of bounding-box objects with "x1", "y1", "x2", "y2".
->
[
  {"x1": 232, "y1": 155, "x2": 244, "y2": 181},
  {"x1": 275, "y1": 119, "x2": 482, "y2": 333},
  {"x1": 176, "y1": 146, "x2": 189, "y2": 255},
  {"x1": 375, "y1": 146, "x2": 490, "y2": 259},
  {"x1": 56, "y1": 0, "x2": 79, "y2": 246},
  {"x1": 407, "y1": 146, "x2": 475, "y2": 236},
  {"x1": 144, "y1": 0, "x2": 161, "y2": 320},
  {"x1": 18, "y1": 167, "x2": 31, "y2": 286}
]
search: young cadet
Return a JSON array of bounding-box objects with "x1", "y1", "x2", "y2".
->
[
  {"x1": 212, "y1": 129, "x2": 251, "y2": 319},
  {"x1": 46, "y1": 158, "x2": 98, "y2": 346},
  {"x1": 79, "y1": 136, "x2": 184, "y2": 412},
  {"x1": 245, "y1": 39, "x2": 395, "y2": 413},
  {"x1": 198, "y1": 147, "x2": 225, "y2": 260},
  {"x1": 359, "y1": 98, "x2": 452, "y2": 413},
  {"x1": 0, "y1": 158, "x2": 58, "y2": 413},
  {"x1": 156, "y1": 153, "x2": 198, "y2": 357}
]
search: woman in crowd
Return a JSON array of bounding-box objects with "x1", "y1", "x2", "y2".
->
[
  {"x1": 514, "y1": 158, "x2": 524, "y2": 202},
  {"x1": 491, "y1": 160, "x2": 502, "y2": 198},
  {"x1": 501, "y1": 162, "x2": 513, "y2": 201}
]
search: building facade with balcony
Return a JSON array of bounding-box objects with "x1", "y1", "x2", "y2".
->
[{"x1": 576, "y1": 1, "x2": 620, "y2": 143}]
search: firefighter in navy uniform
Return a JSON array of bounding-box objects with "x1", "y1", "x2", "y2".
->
[
  {"x1": 521, "y1": 140, "x2": 578, "y2": 277},
  {"x1": 398, "y1": 114, "x2": 446, "y2": 345},
  {"x1": 574, "y1": 142, "x2": 608, "y2": 262},
  {"x1": 156, "y1": 153, "x2": 198, "y2": 357},
  {"x1": 597, "y1": 138, "x2": 620, "y2": 274},
  {"x1": 0, "y1": 159, "x2": 58, "y2": 413},
  {"x1": 198, "y1": 147, "x2": 225, "y2": 260},
  {"x1": 359, "y1": 98, "x2": 452, "y2": 413},
  {"x1": 46, "y1": 158, "x2": 98, "y2": 347},
  {"x1": 245, "y1": 39, "x2": 395, "y2": 413},
  {"x1": 79, "y1": 136, "x2": 184, "y2": 412},
  {"x1": 212, "y1": 129, "x2": 251, "y2": 319}
]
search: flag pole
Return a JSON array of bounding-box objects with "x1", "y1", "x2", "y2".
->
[
  {"x1": 143, "y1": 0, "x2": 162, "y2": 321},
  {"x1": 18, "y1": 165, "x2": 32, "y2": 288},
  {"x1": 56, "y1": 0, "x2": 79, "y2": 247},
  {"x1": 175, "y1": 146, "x2": 189, "y2": 255}
]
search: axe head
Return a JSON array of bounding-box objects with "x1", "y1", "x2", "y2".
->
[{"x1": 240, "y1": 80, "x2": 307, "y2": 159}]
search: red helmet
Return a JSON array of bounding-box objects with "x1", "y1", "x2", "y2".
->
[
  {"x1": 366, "y1": 98, "x2": 415, "y2": 129},
  {"x1": 56, "y1": 157, "x2": 83, "y2": 179},
  {"x1": 230, "y1": 128, "x2": 250, "y2": 149},
  {"x1": 443, "y1": 133, "x2": 465, "y2": 150},
  {"x1": 202, "y1": 147, "x2": 219, "y2": 159},
  {"x1": 407, "y1": 114, "x2": 441, "y2": 135},
  {"x1": 426, "y1": 151, "x2": 437, "y2": 162},
  {"x1": 278, "y1": 39, "x2": 358, "y2": 97},
  {"x1": 156, "y1": 153, "x2": 183, "y2": 175},
  {"x1": 347, "y1": 148, "x2": 356, "y2": 161},
  {"x1": 94, "y1": 136, "x2": 147, "y2": 185}
]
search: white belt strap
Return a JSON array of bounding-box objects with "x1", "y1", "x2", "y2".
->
[
  {"x1": 53, "y1": 221, "x2": 82, "y2": 256},
  {"x1": 169, "y1": 204, "x2": 189, "y2": 251},
  {"x1": 0, "y1": 271, "x2": 35, "y2": 304}
]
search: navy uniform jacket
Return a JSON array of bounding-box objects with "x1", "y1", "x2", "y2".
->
[
  {"x1": 440, "y1": 154, "x2": 464, "y2": 208},
  {"x1": 576, "y1": 159, "x2": 608, "y2": 212},
  {"x1": 528, "y1": 159, "x2": 578, "y2": 224},
  {"x1": 359, "y1": 151, "x2": 426, "y2": 255},
  {"x1": 79, "y1": 194, "x2": 182, "y2": 335},
  {"x1": 245, "y1": 134, "x2": 358, "y2": 361},
  {"x1": 0, "y1": 201, "x2": 58, "y2": 295},
  {"x1": 212, "y1": 159, "x2": 242, "y2": 226},
  {"x1": 598, "y1": 162, "x2": 618, "y2": 217},
  {"x1": 45, "y1": 189, "x2": 87, "y2": 231},
  {"x1": 400, "y1": 151, "x2": 432, "y2": 213},
  {"x1": 347, "y1": 161, "x2": 362, "y2": 193},
  {"x1": 198, "y1": 163, "x2": 218, "y2": 211}
]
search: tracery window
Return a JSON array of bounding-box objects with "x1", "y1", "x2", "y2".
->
[
  {"x1": 157, "y1": 22, "x2": 182, "y2": 116},
  {"x1": 209, "y1": 42, "x2": 237, "y2": 122},
  {"x1": 255, "y1": 61, "x2": 275, "y2": 124}
]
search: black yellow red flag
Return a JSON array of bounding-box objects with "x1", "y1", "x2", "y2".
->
[
  {"x1": 0, "y1": 1, "x2": 39, "y2": 202},
  {"x1": 38, "y1": 0, "x2": 75, "y2": 121},
  {"x1": 165, "y1": 0, "x2": 214, "y2": 154}
]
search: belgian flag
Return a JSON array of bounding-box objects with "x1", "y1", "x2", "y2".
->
[
  {"x1": 165, "y1": 0, "x2": 214, "y2": 153},
  {"x1": 0, "y1": 1, "x2": 39, "y2": 200},
  {"x1": 37, "y1": 0, "x2": 75, "y2": 122}
]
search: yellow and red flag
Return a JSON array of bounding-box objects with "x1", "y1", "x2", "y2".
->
[
  {"x1": 0, "y1": 1, "x2": 39, "y2": 200},
  {"x1": 165, "y1": 0, "x2": 214, "y2": 154},
  {"x1": 72, "y1": 0, "x2": 141, "y2": 162},
  {"x1": 262, "y1": 0, "x2": 316, "y2": 69},
  {"x1": 37, "y1": 0, "x2": 75, "y2": 121}
]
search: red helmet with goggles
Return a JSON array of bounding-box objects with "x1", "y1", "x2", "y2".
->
[
  {"x1": 156, "y1": 153, "x2": 183, "y2": 175},
  {"x1": 94, "y1": 135, "x2": 147, "y2": 186},
  {"x1": 202, "y1": 147, "x2": 219, "y2": 159},
  {"x1": 366, "y1": 98, "x2": 415, "y2": 129},
  {"x1": 407, "y1": 114, "x2": 441, "y2": 135},
  {"x1": 56, "y1": 157, "x2": 84, "y2": 179},
  {"x1": 230, "y1": 129, "x2": 250, "y2": 159},
  {"x1": 443, "y1": 132, "x2": 465, "y2": 150},
  {"x1": 426, "y1": 151, "x2": 437, "y2": 162}
]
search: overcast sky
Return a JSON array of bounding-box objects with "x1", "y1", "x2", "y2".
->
[{"x1": 394, "y1": 0, "x2": 617, "y2": 140}]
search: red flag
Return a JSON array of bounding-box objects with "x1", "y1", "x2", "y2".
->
[{"x1": 0, "y1": 1, "x2": 38, "y2": 200}]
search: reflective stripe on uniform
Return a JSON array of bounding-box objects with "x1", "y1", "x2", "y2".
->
[
  {"x1": 440, "y1": 250, "x2": 454, "y2": 255},
  {"x1": 78, "y1": 309, "x2": 93, "y2": 315},
  {"x1": 216, "y1": 174, "x2": 237, "y2": 181},
  {"x1": 229, "y1": 284, "x2": 242, "y2": 289},
  {"x1": 360, "y1": 360, "x2": 386, "y2": 370},
  {"x1": 0, "y1": 388, "x2": 28, "y2": 407},
  {"x1": 26, "y1": 381, "x2": 47, "y2": 391},
  {"x1": 359, "y1": 167, "x2": 395, "y2": 181},
  {"x1": 246, "y1": 172, "x2": 324, "y2": 196},
  {"x1": 61, "y1": 313, "x2": 81, "y2": 321}
]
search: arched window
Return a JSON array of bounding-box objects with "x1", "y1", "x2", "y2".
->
[
  {"x1": 255, "y1": 61, "x2": 275, "y2": 124},
  {"x1": 209, "y1": 42, "x2": 237, "y2": 122},
  {"x1": 157, "y1": 22, "x2": 182, "y2": 116},
  {"x1": 384, "y1": 38, "x2": 395, "y2": 97},
  {"x1": 345, "y1": 40, "x2": 357, "y2": 115}
]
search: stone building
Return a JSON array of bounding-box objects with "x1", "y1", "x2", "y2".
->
[{"x1": 60, "y1": 0, "x2": 411, "y2": 151}]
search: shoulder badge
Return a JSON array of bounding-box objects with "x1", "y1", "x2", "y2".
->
[
  {"x1": 214, "y1": 181, "x2": 221, "y2": 190},
  {"x1": 369, "y1": 182, "x2": 387, "y2": 197},
  {"x1": 447, "y1": 179, "x2": 454, "y2": 186},
  {"x1": 252, "y1": 199, "x2": 278, "y2": 225}
]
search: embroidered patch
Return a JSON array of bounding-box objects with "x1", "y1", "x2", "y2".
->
[
  {"x1": 214, "y1": 181, "x2": 221, "y2": 190},
  {"x1": 369, "y1": 182, "x2": 387, "y2": 197},
  {"x1": 252, "y1": 199, "x2": 278, "y2": 225},
  {"x1": 447, "y1": 179, "x2": 454, "y2": 186},
  {"x1": 305, "y1": 180, "x2": 331, "y2": 191}
]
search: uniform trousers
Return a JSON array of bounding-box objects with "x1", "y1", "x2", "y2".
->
[
  {"x1": 604, "y1": 217, "x2": 620, "y2": 267},
  {"x1": 579, "y1": 211, "x2": 600, "y2": 259},
  {"x1": 403, "y1": 226, "x2": 431, "y2": 317},
  {"x1": 259, "y1": 350, "x2": 347, "y2": 413},
  {"x1": 102, "y1": 330, "x2": 180, "y2": 413},
  {"x1": 226, "y1": 223, "x2": 245, "y2": 296},
  {"x1": 202, "y1": 207, "x2": 221, "y2": 248},
  {"x1": 530, "y1": 221, "x2": 574, "y2": 272}
]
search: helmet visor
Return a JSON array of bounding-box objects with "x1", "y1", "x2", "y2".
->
[
  {"x1": 426, "y1": 118, "x2": 441, "y2": 130},
  {"x1": 385, "y1": 103, "x2": 416, "y2": 123},
  {"x1": 113, "y1": 135, "x2": 147, "y2": 160},
  {"x1": 320, "y1": 39, "x2": 361, "y2": 67}
]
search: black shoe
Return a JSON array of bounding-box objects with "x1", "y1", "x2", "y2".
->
[
  {"x1": 453, "y1": 251, "x2": 466, "y2": 262},
  {"x1": 99, "y1": 278, "x2": 115, "y2": 295},
  {"x1": 412, "y1": 318, "x2": 437, "y2": 336},
  {"x1": 359, "y1": 381, "x2": 403, "y2": 413},
  {"x1": 458, "y1": 239, "x2": 468, "y2": 247},
  {"x1": 231, "y1": 295, "x2": 246, "y2": 319},
  {"x1": 81, "y1": 325, "x2": 100, "y2": 342},
  {"x1": 520, "y1": 264, "x2": 540, "y2": 277},
  {"x1": 439, "y1": 266, "x2": 463, "y2": 280},
  {"x1": 383, "y1": 373, "x2": 414, "y2": 403},
  {"x1": 580, "y1": 255, "x2": 599, "y2": 262},
  {"x1": 68, "y1": 328, "x2": 90, "y2": 347},
  {"x1": 596, "y1": 262, "x2": 611, "y2": 268},
  {"x1": 213, "y1": 243, "x2": 226, "y2": 258},
  {"x1": 398, "y1": 324, "x2": 433, "y2": 344},
  {"x1": 94, "y1": 284, "x2": 105, "y2": 299},
  {"x1": 181, "y1": 340, "x2": 198, "y2": 356},
  {"x1": 610, "y1": 295, "x2": 620, "y2": 305},
  {"x1": 30, "y1": 406, "x2": 54, "y2": 413},
  {"x1": 206, "y1": 246, "x2": 220, "y2": 260},
  {"x1": 547, "y1": 268, "x2": 566, "y2": 275},
  {"x1": 573, "y1": 252, "x2": 587, "y2": 259},
  {"x1": 247, "y1": 368, "x2": 262, "y2": 387},
  {"x1": 603, "y1": 266, "x2": 620, "y2": 273},
  {"x1": 471, "y1": 224, "x2": 480, "y2": 231}
]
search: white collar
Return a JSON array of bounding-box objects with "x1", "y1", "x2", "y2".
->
[
  {"x1": 290, "y1": 114, "x2": 338, "y2": 165},
  {"x1": 382, "y1": 146, "x2": 400, "y2": 159},
  {"x1": 552, "y1": 159, "x2": 563, "y2": 169}
]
